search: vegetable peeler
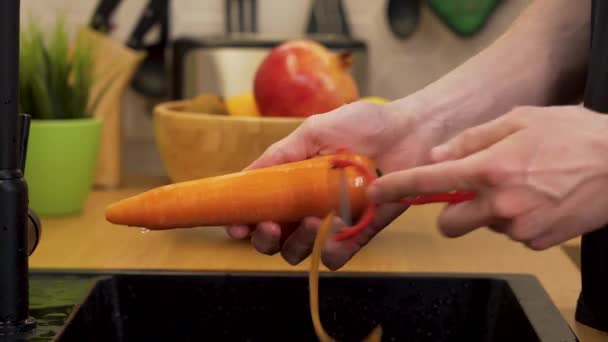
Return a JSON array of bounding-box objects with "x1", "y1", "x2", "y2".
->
[
  {"x1": 334, "y1": 158, "x2": 475, "y2": 241},
  {"x1": 338, "y1": 169, "x2": 353, "y2": 226}
]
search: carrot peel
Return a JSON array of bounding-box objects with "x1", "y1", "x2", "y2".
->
[
  {"x1": 309, "y1": 211, "x2": 336, "y2": 342},
  {"x1": 309, "y1": 211, "x2": 382, "y2": 342}
]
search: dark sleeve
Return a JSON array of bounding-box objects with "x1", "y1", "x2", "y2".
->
[{"x1": 577, "y1": 0, "x2": 608, "y2": 333}]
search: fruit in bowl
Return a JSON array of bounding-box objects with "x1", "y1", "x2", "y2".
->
[
  {"x1": 183, "y1": 94, "x2": 229, "y2": 115},
  {"x1": 180, "y1": 39, "x2": 388, "y2": 118},
  {"x1": 181, "y1": 91, "x2": 389, "y2": 118},
  {"x1": 225, "y1": 93, "x2": 261, "y2": 117},
  {"x1": 154, "y1": 100, "x2": 303, "y2": 182},
  {"x1": 154, "y1": 38, "x2": 390, "y2": 181},
  {"x1": 253, "y1": 39, "x2": 360, "y2": 118}
]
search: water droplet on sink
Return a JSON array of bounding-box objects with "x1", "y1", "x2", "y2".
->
[{"x1": 140, "y1": 228, "x2": 150, "y2": 234}]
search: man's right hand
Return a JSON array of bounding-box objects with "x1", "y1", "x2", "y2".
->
[{"x1": 225, "y1": 98, "x2": 445, "y2": 270}]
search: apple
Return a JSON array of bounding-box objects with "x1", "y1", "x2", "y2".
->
[{"x1": 254, "y1": 39, "x2": 359, "y2": 117}]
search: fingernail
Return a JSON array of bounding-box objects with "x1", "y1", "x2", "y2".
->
[
  {"x1": 253, "y1": 223, "x2": 281, "y2": 254},
  {"x1": 430, "y1": 145, "x2": 450, "y2": 162},
  {"x1": 282, "y1": 245, "x2": 304, "y2": 265},
  {"x1": 285, "y1": 254, "x2": 301, "y2": 265},
  {"x1": 267, "y1": 225, "x2": 281, "y2": 250},
  {"x1": 261, "y1": 238, "x2": 280, "y2": 254},
  {"x1": 228, "y1": 225, "x2": 249, "y2": 239},
  {"x1": 367, "y1": 183, "x2": 381, "y2": 203}
]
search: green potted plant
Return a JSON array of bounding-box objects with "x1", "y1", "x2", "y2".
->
[{"x1": 19, "y1": 19, "x2": 109, "y2": 216}]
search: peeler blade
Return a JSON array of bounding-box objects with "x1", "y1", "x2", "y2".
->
[{"x1": 339, "y1": 170, "x2": 352, "y2": 226}]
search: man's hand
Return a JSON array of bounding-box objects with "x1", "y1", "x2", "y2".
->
[
  {"x1": 369, "y1": 105, "x2": 608, "y2": 250},
  {"x1": 226, "y1": 99, "x2": 443, "y2": 269}
]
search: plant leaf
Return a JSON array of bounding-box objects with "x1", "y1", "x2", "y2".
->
[
  {"x1": 30, "y1": 73, "x2": 53, "y2": 120},
  {"x1": 19, "y1": 16, "x2": 108, "y2": 120}
]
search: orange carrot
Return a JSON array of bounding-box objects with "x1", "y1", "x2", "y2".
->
[{"x1": 105, "y1": 153, "x2": 376, "y2": 230}]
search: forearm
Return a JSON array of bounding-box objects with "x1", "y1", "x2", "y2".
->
[{"x1": 393, "y1": 0, "x2": 591, "y2": 140}]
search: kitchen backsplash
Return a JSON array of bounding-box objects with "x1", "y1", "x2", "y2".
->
[{"x1": 20, "y1": 0, "x2": 531, "y2": 179}]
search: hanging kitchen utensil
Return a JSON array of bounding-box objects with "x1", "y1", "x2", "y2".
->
[
  {"x1": 387, "y1": 0, "x2": 421, "y2": 39},
  {"x1": 225, "y1": 0, "x2": 257, "y2": 33},
  {"x1": 306, "y1": 0, "x2": 351, "y2": 36},
  {"x1": 427, "y1": 0, "x2": 501, "y2": 37},
  {"x1": 89, "y1": 0, "x2": 122, "y2": 33},
  {"x1": 127, "y1": 0, "x2": 170, "y2": 98}
]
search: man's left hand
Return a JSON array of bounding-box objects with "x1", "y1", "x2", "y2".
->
[{"x1": 369, "y1": 105, "x2": 608, "y2": 250}]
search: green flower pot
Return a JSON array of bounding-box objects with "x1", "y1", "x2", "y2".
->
[{"x1": 25, "y1": 118, "x2": 102, "y2": 216}]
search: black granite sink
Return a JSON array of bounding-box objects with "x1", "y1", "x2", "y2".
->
[{"x1": 11, "y1": 270, "x2": 579, "y2": 341}]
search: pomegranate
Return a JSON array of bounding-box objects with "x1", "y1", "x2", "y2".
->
[{"x1": 253, "y1": 39, "x2": 359, "y2": 117}]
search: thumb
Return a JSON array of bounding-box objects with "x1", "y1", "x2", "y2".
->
[{"x1": 245, "y1": 125, "x2": 317, "y2": 170}]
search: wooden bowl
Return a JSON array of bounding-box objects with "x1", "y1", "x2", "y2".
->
[{"x1": 153, "y1": 100, "x2": 304, "y2": 182}]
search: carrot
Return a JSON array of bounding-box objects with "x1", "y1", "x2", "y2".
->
[{"x1": 105, "y1": 153, "x2": 376, "y2": 230}]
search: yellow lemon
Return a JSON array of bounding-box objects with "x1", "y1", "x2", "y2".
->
[
  {"x1": 225, "y1": 93, "x2": 261, "y2": 117},
  {"x1": 361, "y1": 96, "x2": 390, "y2": 104}
]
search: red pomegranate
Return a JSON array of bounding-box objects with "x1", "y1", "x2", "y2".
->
[{"x1": 254, "y1": 39, "x2": 359, "y2": 117}]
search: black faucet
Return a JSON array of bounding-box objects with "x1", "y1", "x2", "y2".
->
[{"x1": 0, "y1": 0, "x2": 43, "y2": 337}]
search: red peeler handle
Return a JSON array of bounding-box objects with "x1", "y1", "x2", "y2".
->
[{"x1": 397, "y1": 191, "x2": 476, "y2": 205}]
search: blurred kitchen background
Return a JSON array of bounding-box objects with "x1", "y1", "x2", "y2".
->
[{"x1": 19, "y1": 0, "x2": 531, "y2": 180}]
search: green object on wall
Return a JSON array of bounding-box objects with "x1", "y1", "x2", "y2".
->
[
  {"x1": 427, "y1": 0, "x2": 501, "y2": 37},
  {"x1": 25, "y1": 118, "x2": 102, "y2": 216}
]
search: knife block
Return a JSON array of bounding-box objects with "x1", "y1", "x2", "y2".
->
[{"x1": 79, "y1": 28, "x2": 146, "y2": 188}]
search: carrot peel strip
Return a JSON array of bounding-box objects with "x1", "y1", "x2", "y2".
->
[
  {"x1": 309, "y1": 211, "x2": 382, "y2": 342},
  {"x1": 310, "y1": 211, "x2": 336, "y2": 342}
]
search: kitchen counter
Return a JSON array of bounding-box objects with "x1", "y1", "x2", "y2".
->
[{"x1": 29, "y1": 179, "x2": 608, "y2": 341}]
